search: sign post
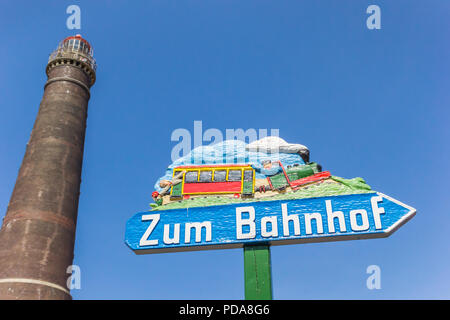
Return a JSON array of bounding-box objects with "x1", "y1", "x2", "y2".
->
[
  {"x1": 124, "y1": 137, "x2": 416, "y2": 299},
  {"x1": 244, "y1": 245, "x2": 273, "y2": 300}
]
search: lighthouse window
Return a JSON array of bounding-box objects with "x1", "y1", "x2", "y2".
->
[
  {"x1": 199, "y1": 171, "x2": 212, "y2": 183},
  {"x1": 228, "y1": 170, "x2": 242, "y2": 182},
  {"x1": 213, "y1": 170, "x2": 226, "y2": 182},
  {"x1": 184, "y1": 171, "x2": 198, "y2": 183}
]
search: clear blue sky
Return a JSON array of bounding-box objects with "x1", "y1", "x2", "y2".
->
[{"x1": 0, "y1": 1, "x2": 449, "y2": 299}]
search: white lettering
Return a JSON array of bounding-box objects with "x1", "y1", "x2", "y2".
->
[
  {"x1": 350, "y1": 209, "x2": 370, "y2": 231},
  {"x1": 185, "y1": 221, "x2": 212, "y2": 243},
  {"x1": 236, "y1": 207, "x2": 256, "y2": 239},
  {"x1": 193, "y1": 121, "x2": 203, "y2": 163},
  {"x1": 163, "y1": 223, "x2": 180, "y2": 244},
  {"x1": 171, "y1": 128, "x2": 191, "y2": 162},
  {"x1": 282, "y1": 203, "x2": 300, "y2": 236},
  {"x1": 366, "y1": 265, "x2": 381, "y2": 289},
  {"x1": 326, "y1": 200, "x2": 346, "y2": 233},
  {"x1": 366, "y1": 5, "x2": 381, "y2": 30},
  {"x1": 66, "y1": 5, "x2": 81, "y2": 30},
  {"x1": 66, "y1": 265, "x2": 81, "y2": 290},
  {"x1": 371, "y1": 196, "x2": 385, "y2": 229},
  {"x1": 304, "y1": 212, "x2": 323, "y2": 235},
  {"x1": 139, "y1": 214, "x2": 160, "y2": 246},
  {"x1": 261, "y1": 216, "x2": 278, "y2": 238}
]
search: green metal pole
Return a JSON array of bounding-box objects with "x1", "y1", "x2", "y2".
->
[{"x1": 244, "y1": 244, "x2": 273, "y2": 300}]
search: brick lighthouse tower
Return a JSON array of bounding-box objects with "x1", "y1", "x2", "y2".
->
[{"x1": 0, "y1": 35, "x2": 96, "y2": 299}]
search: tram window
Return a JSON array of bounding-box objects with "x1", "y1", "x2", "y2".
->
[
  {"x1": 213, "y1": 170, "x2": 226, "y2": 182},
  {"x1": 243, "y1": 170, "x2": 253, "y2": 182},
  {"x1": 173, "y1": 170, "x2": 184, "y2": 179},
  {"x1": 228, "y1": 170, "x2": 242, "y2": 182},
  {"x1": 185, "y1": 171, "x2": 198, "y2": 183},
  {"x1": 199, "y1": 170, "x2": 212, "y2": 182}
]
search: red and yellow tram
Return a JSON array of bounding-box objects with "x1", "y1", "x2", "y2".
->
[{"x1": 170, "y1": 164, "x2": 255, "y2": 199}]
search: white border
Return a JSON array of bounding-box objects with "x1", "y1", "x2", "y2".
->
[{"x1": 0, "y1": 278, "x2": 71, "y2": 295}]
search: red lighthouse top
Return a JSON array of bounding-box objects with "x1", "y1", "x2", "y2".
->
[
  {"x1": 59, "y1": 34, "x2": 94, "y2": 56},
  {"x1": 48, "y1": 34, "x2": 97, "y2": 79}
]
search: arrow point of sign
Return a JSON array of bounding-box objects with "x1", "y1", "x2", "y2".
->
[{"x1": 377, "y1": 192, "x2": 417, "y2": 237}]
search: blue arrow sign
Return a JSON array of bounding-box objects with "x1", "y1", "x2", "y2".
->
[{"x1": 124, "y1": 192, "x2": 416, "y2": 254}]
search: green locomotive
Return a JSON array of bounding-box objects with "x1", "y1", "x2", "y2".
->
[{"x1": 266, "y1": 162, "x2": 323, "y2": 191}]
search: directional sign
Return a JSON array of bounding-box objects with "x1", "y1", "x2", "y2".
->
[{"x1": 125, "y1": 192, "x2": 416, "y2": 254}]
